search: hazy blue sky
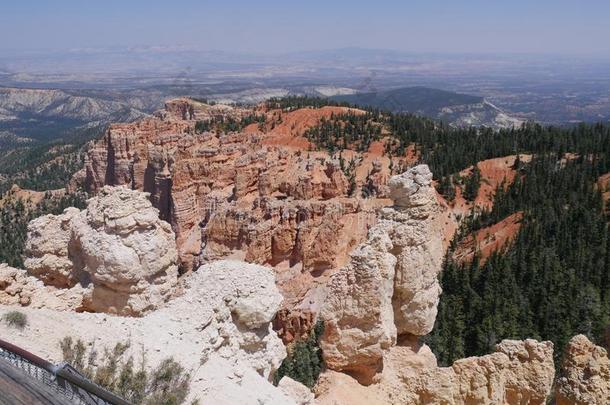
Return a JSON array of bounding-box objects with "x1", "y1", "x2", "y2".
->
[{"x1": 1, "y1": 0, "x2": 610, "y2": 55}]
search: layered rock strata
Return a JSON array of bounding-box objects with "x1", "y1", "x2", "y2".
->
[{"x1": 79, "y1": 98, "x2": 401, "y2": 332}]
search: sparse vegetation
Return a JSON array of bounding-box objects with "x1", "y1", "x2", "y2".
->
[
  {"x1": 266, "y1": 96, "x2": 350, "y2": 111},
  {"x1": 2, "y1": 310, "x2": 28, "y2": 329},
  {"x1": 274, "y1": 320, "x2": 325, "y2": 388},
  {"x1": 194, "y1": 113, "x2": 266, "y2": 134},
  {"x1": 59, "y1": 337, "x2": 191, "y2": 404},
  {"x1": 436, "y1": 175, "x2": 456, "y2": 202}
]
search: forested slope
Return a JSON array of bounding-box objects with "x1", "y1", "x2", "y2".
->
[{"x1": 275, "y1": 97, "x2": 610, "y2": 364}]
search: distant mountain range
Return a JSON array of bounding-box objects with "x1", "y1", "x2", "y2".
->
[
  {"x1": 0, "y1": 85, "x2": 525, "y2": 147},
  {"x1": 332, "y1": 87, "x2": 523, "y2": 128},
  {"x1": 0, "y1": 87, "x2": 156, "y2": 143}
]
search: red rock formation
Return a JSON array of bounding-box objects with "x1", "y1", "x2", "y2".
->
[
  {"x1": 81, "y1": 98, "x2": 402, "y2": 336},
  {"x1": 441, "y1": 154, "x2": 532, "y2": 218},
  {"x1": 453, "y1": 211, "x2": 524, "y2": 264},
  {"x1": 273, "y1": 309, "x2": 316, "y2": 344}
]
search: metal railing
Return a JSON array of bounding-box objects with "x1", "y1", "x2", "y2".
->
[{"x1": 0, "y1": 338, "x2": 130, "y2": 405}]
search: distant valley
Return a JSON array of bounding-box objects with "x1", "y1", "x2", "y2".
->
[
  {"x1": 0, "y1": 84, "x2": 517, "y2": 151},
  {"x1": 332, "y1": 86, "x2": 523, "y2": 128},
  {"x1": 0, "y1": 87, "x2": 155, "y2": 144}
]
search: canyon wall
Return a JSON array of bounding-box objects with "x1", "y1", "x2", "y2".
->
[
  {"x1": 42, "y1": 98, "x2": 606, "y2": 403},
  {"x1": 80, "y1": 99, "x2": 400, "y2": 334}
]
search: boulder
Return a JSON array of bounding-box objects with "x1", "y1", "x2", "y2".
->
[
  {"x1": 0, "y1": 263, "x2": 83, "y2": 310},
  {"x1": 388, "y1": 164, "x2": 436, "y2": 215},
  {"x1": 24, "y1": 208, "x2": 79, "y2": 288},
  {"x1": 278, "y1": 376, "x2": 314, "y2": 405},
  {"x1": 70, "y1": 186, "x2": 178, "y2": 315}
]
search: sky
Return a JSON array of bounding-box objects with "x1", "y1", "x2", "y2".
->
[{"x1": 1, "y1": 0, "x2": 610, "y2": 56}]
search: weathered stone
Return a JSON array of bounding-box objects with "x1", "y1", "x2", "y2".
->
[
  {"x1": 556, "y1": 335, "x2": 610, "y2": 405},
  {"x1": 24, "y1": 208, "x2": 79, "y2": 288},
  {"x1": 316, "y1": 339, "x2": 555, "y2": 405},
  {"x1": 278, "y1": 376, "x2": 314, "y2": 405},
  {"x1": 0, "y1": 259, "x2": 289, "y2": 404},
  {"x1": 320, "y1": 165, "x2": 444, "y2": 383},
  {"x1": 70, "y1": 187, "x2": 178, "y2": 315},
  {"x1": 21, "y1": 186, "x2": 179, "y2": 315},
  {"x1": 320, "y1": 228, "x2": 397, "y2": 384},
  {"x1": 0, "y1": 263, "x2": 85, "y2": 311}
]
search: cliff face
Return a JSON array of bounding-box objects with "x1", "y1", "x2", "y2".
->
[
  {"x1": 81, "y1": 99, "x2": 401, "y2": 333},
  {"x1": 83, "y1": 101, "x2": 385, "y2": 273},
  {"x1": 320, "y1": 165, "x2": 446, "y2": 384},
  {"x1": 318, "y1": 165, "x2": 557, "y2": 402}
]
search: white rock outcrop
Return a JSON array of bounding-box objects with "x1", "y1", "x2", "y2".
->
[
  {"x1": 0, "y1": 260, "x2": 291, "y2": 404},
  {"x1": 316, "y1": 338, "x2": 555, "y2": 405},
  {"x1": 278, "y1": 376, "x2": 315, "y2": 405},
  {"x1": 381, "y1": 165, "x2": 444, "y2": 336},
  {"x1": 320, "y1": 165, "x2": 444, "y2": 383},
  {"x1": 70, "y1": 187, "x2": 179, "y2": 315},
  {"x1": 319, "y1": 229, "x2": 397, "y2": 384},
  {"x1": 434, "y1": 339, "x2": 555, "y2": 405},
  {"x1": 190, "y1": 260, "x2": 285, "y2": 378},
  {"x1": 0, "y1": 263, "x2": 82, "y2": 309},
  {"x1": 22, "y1": 186, "x2": 179, "y2": 315},
  {"x1": 24, "y1": 208, "x2": 78, "y2": 288}
]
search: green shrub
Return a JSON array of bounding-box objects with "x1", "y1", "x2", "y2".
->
[
  {"x1": 274, "y1": 320, "x2": 325, "y2": 388},
  {"x1": 59, "y1": 337, "x2": 190, "y2": 404},
  {"x1": 3, "y1": 310, "x2": 27, "y2": 329}
]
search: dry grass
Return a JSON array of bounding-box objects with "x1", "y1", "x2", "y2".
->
[
  {"x1": 59, "y1": 337, "x2": 191, "y2": 404},
  {"x1": 3, "y1": 311, "x2": 27, "y2": 329}
]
